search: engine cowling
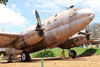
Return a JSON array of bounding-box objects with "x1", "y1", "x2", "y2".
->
[
  {"x1": 24, "y1": 31, "x2": 43, "y2": 46},
  {"x1": 60, "y1": 35, "x2": 88, "y2": 49},
  {"x1": 15, "y1": 31, "x2": 43, "y2": 49},
  {"x1": 0, "y1": 48, "x2": 23, "y2": 55}
]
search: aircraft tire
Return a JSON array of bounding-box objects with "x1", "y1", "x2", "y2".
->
[
  {"x1": 8, "y1": 60, "x2": 12, "y2": 63},
  {"x1": 69, "y1": 50, "x2": 77, "y2": 59},
  {"x1": 7, "y1": 55, "x2": 13, "y2": 63},
  {"x1": 21, "y1": 51, "x2": 31, "y2": 62}
]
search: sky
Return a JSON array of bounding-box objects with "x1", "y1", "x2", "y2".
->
[{"x1": 0, "y1": 0, "x2": 100, "y2": 33}]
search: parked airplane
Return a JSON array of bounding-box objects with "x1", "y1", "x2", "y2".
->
[{"x1": 0, "y1": 7, "x2": 94, "y2": 62}]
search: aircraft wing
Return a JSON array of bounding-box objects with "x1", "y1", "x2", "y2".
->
[
  {"x1": 59, "y1": 34, "x2": 89, "y2": 49},
  {"x1": 87, "y1": 38, "x2": 100, "y2": 44},
  {"x1": 0, "y1": 32, "x2": 20, "y2": 47}
]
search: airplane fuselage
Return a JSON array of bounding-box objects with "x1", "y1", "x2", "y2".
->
[
  {"x1": 0, "y1": 8, "x2": 95, "y2": 62},
  {"x1": 23, "y1": 8, "x2": 94, "y2": 53}
]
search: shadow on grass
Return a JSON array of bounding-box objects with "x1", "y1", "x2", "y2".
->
[
  {"x1": 78, "y1": 48, "x2": 97, "y2": 57},
  {"x1": 34, "y1": 50, "x2": 55, "y2": 57}
]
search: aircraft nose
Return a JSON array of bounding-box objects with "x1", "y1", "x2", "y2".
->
[
  {"x1": 89, "y1": 10, "x2": 95, "y2": 20},
  {"x1": 85, "y1": 8, "x2": 95, "y2": 20},
  {"x1": 78, "y1": 8, "x2": 95, "y2": 20}
]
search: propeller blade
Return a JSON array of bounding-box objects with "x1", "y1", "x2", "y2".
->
[
  {"x1": 35, "y1": 10, "x2": 41, "y2": 23},
  {"x1": 35, "y1": 9, "x2": 42, "y2": 29},
  {"x1": 35, "y1": 9, "x2": 44, "y2": 36}
]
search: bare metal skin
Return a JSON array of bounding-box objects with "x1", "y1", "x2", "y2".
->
[{"x1": 0, "y1": 8, "x2": 95, "y2": 62}]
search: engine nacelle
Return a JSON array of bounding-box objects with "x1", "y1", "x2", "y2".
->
[
  {"x1": 60, "y1": 35, "x2": 88, "y2": 49},
  {"x1": 0, "y1": 48, "x2": 23, "y2": 55},
  {"x1": 5, "y1": 48, "x2": 23, "y2": 55},
  {"x1": 15, "y1": 31, "x2": 43, "y2": 49},
  {"x1": 24, "y1": 31, "x2": 43, "y2": 46}
]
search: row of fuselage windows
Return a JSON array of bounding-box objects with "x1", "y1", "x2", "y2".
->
[{"x1": 42, "y1": 8, "x2": 77, "y2": 26}]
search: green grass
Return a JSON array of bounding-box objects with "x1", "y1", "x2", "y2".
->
[{"x1": 30, "y1": 47, "x2": 100, "y2": 58}]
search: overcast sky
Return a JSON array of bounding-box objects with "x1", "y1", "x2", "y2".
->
[{"x1": 0, "y1": 0, "x2": 99, "y2": 33}]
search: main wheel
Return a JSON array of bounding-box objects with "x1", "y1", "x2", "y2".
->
[
  {"x1": 69, "y1": 50, "x2": 77, "y2": 59},
  {"x1": 21, "y1": 51, "x2": 31, "y2": 62},
  {"x1": 8, "y1": 60, "x2": 12, "y2": 63},
  {"x1": 8, "y1": 55, "x2": 13, "y2": 63}
]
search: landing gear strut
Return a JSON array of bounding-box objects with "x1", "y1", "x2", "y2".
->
[
  {"x1": 61, "y1": 49, "x2": 77, "y2": 59},
  {"x1": 8, "y1": 55, "x2": 13, "y2": 63},
  {"x1": 61, "y1": 49, "x2": 66, "y2": 59},
  {"x1": 69, "y1": 50, "x2": 77, "y2": 59},
  {"x1": 21, "y1": 51, "x2": 31, "y2": 62}
]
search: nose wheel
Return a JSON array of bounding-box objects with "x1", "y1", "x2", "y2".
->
[
  {"x1": 21, "y1": 51, "x2": 31, "y2": 62},
  {"x1": 69, "y1": 50, "x2": 77, "y2": 59}
]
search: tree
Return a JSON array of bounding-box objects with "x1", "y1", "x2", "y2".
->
[
  {"x1": 88, "y1": 23, "x2": 100, "y2": 38},
  {"x1": 0, "y1": 0, "x2": 8, "y2": 5},
  {"x1": 87, "y1": 23, "x2": 100, "y2": 48}
]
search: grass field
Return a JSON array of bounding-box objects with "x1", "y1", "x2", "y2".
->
[{"x1": 30, "y1": 47, "x2": 100, "y2": 58}]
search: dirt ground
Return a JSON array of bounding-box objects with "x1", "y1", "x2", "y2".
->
[{"x1": 0, "y1": 55, "x2": 100, "y2": 67}]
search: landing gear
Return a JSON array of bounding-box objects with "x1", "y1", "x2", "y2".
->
[
  {"x1": 21, "y1": 51, "x2": 31, "y2": 62},
  {"x1": 8, "y1": 55, "x2": 13, "y2": 63},
  {"x1": 44, "y1": 49, "x2": 47, "y2": 57},
  {"x1": 61, "y1": 49, "x2": 77, "y2": 59},
  {"x1": 69, "y1": 50, "x2": 77, "y2": 59},
  {"x1": 61, "y1": 49, "x2": 66, "y2": 59}
]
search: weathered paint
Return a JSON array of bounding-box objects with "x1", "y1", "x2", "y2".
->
[
  {"x1": 25, "y1": 8, "x2": 95, "y2": 53},
  {"x1": 0, "y1": 8, "x2": 95, "y2": 55},
  {"x1": 59, "y1": 35, "x2": 88, "y2": 49}
]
